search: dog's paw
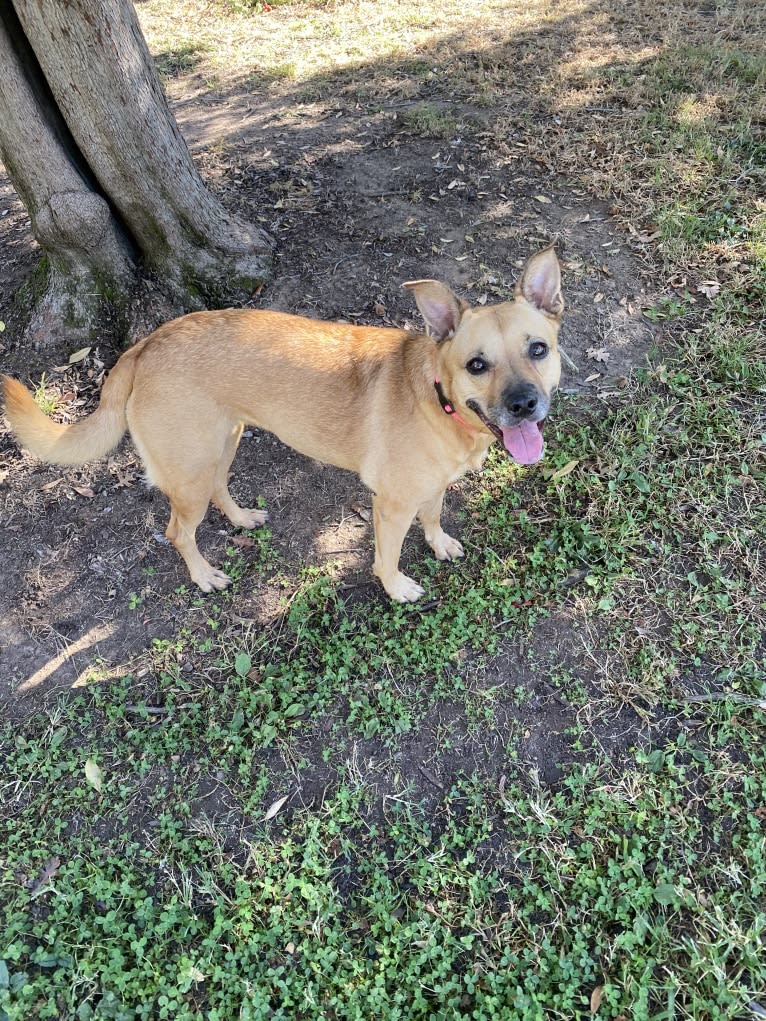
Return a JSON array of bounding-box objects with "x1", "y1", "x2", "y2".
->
[
  {"x1": 428, "y1": 532, "x2": 465, "y2": 561},
  {"x1": 386, "y1": 572, "x2": 425, "y2": 603},
  {"x1": 193, "y1": 566, "x2": 232, "y2": 593},
  {"x1": 230, "y1": 507, "x2": 269, "y2": 529}
]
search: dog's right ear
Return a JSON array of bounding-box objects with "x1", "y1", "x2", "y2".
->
[{"x1": 403, "y1": 280, "x2": 468, "y2": 342}]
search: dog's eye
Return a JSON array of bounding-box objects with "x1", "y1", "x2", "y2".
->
[
  {"x1": 529, "y1": 340, "x2": 549, "y2": 360},
  {"x1": 466, "y1": 357, "x2": 489, "y2": 375}
]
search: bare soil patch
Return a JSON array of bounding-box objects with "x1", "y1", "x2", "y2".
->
[{"x1": 0, "y1": 40, "x2": 656, "y2": 729}]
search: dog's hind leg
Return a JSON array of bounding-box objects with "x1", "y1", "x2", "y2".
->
[
  {"x1": 372, "y1": 495, "x2": 424, "y2": 603},
  {"x1": 129, "y1": 404, "x2": 238, "y2": 592},
  {"x1": 417, "y1": 491, "x2": 464, "y2": 561},
  {"x1": 211, "y1": 423, "x2": 269, "y2": 530},
  {"x1": 165, "y1": 481, "x2": 233, "y2": 593}
]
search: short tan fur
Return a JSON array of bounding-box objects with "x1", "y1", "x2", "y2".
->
[{"x1": 3, "y1": 247, "x2": 564, "y2": 602}]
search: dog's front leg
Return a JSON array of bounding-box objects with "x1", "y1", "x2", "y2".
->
[
  {"x1": 417, "y1": 491, "x2": 464, "y2": 562},
  {"x1": 372, "y1": 495, "x2": 424, "y2": 602}
]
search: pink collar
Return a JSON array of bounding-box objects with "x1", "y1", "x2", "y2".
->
[{"x1": 434, "y1": 379, "x2": 479, "y2": 434}]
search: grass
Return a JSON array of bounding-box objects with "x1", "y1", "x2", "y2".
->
[{"x1": 2, "y1": 0, "x2": 766, "y2": 1018}]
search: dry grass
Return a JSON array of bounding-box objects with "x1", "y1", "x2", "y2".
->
[{"x1": 141, "y1": 0, "x2": 766, "y2": 284}]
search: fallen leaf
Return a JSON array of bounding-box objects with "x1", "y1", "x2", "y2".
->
[
  {"x1": 263, "y1": 795, "x2": 288, "y2": 822},
  {"x1": 68, "y1": 346, "x2": 91, "y2": 364},
  {"x1": 590, "y1": 985, "x2": 604, "y2": 1014},
  {"x1": 697, "y1": 280, "x2": 720, "y2": 299},
  {"x1": 551, "y1": 459, "x2": 579, "y2": 480},
  {"x1": 73, "y1": 486, "x2": 94, "y2": 498},
  {"x1": 373, "y1": 302, "x2": 386, "y2": 316},
  {"x1": 584, "y1": 372, "x2": 601, "y2": 383},
  {"x1": 85, "y1": 758, "x2": 103, "y2": 793},
  {"x1": 40, "y1": 478, "x2": 64, "y2": 491},
  {"x1": 230, "y1": 535, "x2": 255, "y2": 548},
  {"x1": 534, "y1": 194, "x2": 552, "y2": 204},
  {"x1": 593, "y1": 292, "x2": 605, "y2": 303},
  {"x1": 29, "y1": 857, "x2": 61, "y2": 895},
  {"x1": 586, "y1": 347, "x2": 611, "y2": 363}
]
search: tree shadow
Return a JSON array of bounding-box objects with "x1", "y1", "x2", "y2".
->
[{"x1": 0, "y1": 0, "x2": 711, "y2": 712}]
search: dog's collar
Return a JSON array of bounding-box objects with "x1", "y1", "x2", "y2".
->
[{"x1": 434, "y1": 379, "x2": 479, "y2": 434}]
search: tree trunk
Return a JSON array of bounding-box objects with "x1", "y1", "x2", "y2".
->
[
  {"x1": 0, "y1": 0, "x2": 272, "y2": 345},
  {"x1": 0, "y1": 0, "x2": 135, "y2": 344}
]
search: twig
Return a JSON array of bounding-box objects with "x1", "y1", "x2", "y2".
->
[{"x1": 559, "y1": 346, "x2": 580, "y2": 373}]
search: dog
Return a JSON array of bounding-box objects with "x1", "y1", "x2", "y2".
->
[{"x1": 2, "y1": 247, "x2": 563, "y2": 602}]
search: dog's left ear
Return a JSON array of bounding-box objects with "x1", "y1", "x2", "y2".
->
[
  {"x1": 403, "y1": 279, "x2": 469, "y2": 342},
  {"x1": 515, "y1": 247, "x2": 564, "y2": 319}
]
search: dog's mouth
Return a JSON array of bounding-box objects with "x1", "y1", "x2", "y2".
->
[{"x1": 466, "y1": 400, "x2": 545, "y2": 465}]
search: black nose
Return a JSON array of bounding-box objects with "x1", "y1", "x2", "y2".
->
[{"x1": 504, "y1": 383, "x2": 539, "y2": 419}]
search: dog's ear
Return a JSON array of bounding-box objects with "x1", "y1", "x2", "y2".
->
[
  {"x1": 403, "y1": 280, "x2": 468, "y2": 342},
  {"x1": 515, "y1": 247, "x2": 564, "y2": 319}
]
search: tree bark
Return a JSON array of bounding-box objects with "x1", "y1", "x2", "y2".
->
[
  {"x1": 0, "y1": 0, "x2": 272, "y2": 344},
  {"x1": 0, "y1": 0, "x2": 135, "y2": 343}
]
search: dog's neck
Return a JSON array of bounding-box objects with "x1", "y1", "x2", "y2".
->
[{"x1": 433, "y1": 379, "x2": 480, "y2": 435}]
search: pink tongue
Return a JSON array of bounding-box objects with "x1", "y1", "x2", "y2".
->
[{"x1": 501, "y1": 420, "x2": 544, "y2": 465}]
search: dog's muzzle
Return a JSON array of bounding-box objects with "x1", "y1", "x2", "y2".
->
[{"x1": 466, "y1": 394, "x2": 548, "y2": 466}]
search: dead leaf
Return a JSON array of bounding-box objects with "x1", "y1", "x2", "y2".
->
[
  {"x1": 351, "y1": 501, "x2": 371, "y2": 523},
  {"x1": 584, "y1": 372, "x2": 601, "y2": 383},
  {"x1": 85, "y1": 758, "x2": 103, "y2": 793},
  {"x1": 40, "y1": 478, "x2": 64, "y2": 491},
  {"x1": 697, "y1": 280, "x2": 721, "y2": 299},
  {"x1": 534, "y1": 194, "x2": 552, "y2": 204},
  {"x1": 230, "y1": 535, "x2": 255, "y2": 548},
  {"x1": 0, "y1": 468, "x2": 9, "y2": 485},
  {"x1": 586, "y1": 347, "x2": 611, "y2": 363},
  {"x1": 263, "y1": 795, "x2": 288, "y2": 822},
  {"x1": 373, "y1": 302, "x2": 386, "y2": 316},
  {"x1": 29, "y1": 857, "x2": 61, "y2": 895},
  {"x1": 551, "y1": 459, "x2": 579, "y2": 480},
  {"x1": 590, "y1": 985, "x2": 604, "y2": 1014},
  {"x1": 68, "y1": 346, "x2": 91, "y2": 364},
  {"x1": 73, "y1": 485, "x2": 94, "y2": 498},
  {"x1": 593, "y1": 292, "x2": 605, "y2": 303}
]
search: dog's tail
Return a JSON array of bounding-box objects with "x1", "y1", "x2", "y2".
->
[{"x1": 2, "y1": 343, "x2": 145, "y2": 466}]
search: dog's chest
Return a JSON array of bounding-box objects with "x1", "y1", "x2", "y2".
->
[{"x1": 446, "y1": 445, "x2": 490, "y2": 484}]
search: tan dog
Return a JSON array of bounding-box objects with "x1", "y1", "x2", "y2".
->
[{"x1": 2, "y1": 247, "x2": 563, "y2": 602}]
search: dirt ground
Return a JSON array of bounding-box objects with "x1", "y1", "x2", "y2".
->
[{"x1": 0, "y1": 65, "x2": 657, "y2": 725}]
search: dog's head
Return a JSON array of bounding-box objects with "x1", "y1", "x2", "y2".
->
[{"x1": 404, "y1": 247, "x2": 563, "y2": 464}]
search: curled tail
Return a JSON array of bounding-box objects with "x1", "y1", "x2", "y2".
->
[{"x1": 2, "y1": 344, "x2": 143, "y2": 466}]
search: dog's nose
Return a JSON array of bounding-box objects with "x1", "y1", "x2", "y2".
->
[{"x1": 504, "y1": 383, "x2": 540, "y2": 420}]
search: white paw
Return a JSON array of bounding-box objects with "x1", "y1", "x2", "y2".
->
[
  {"x1": 385, "y1": 572, "x2": 425, "y2": 603},
  {"x1": 428, "y1": 532, "x2": 465, "y2": 561},
  {"x1": 193, "y1": 566, "x2": 232, "y2": 593},
  {"x1": 241, "y1": 507, "x2": 269, "y2": 528}
]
